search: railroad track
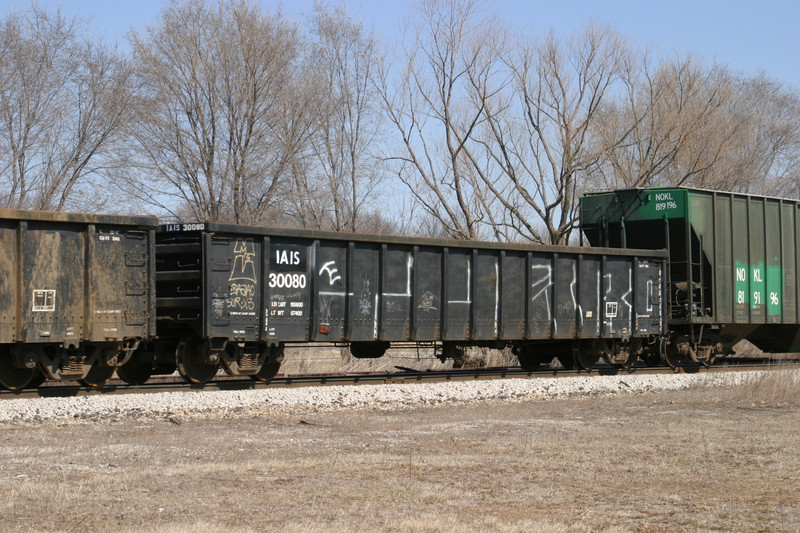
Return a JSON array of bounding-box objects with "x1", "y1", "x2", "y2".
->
[{"x1": 1, "y1": 357, "x2": 796, "y2": 400}]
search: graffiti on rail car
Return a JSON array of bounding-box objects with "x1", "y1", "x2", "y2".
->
[{"x1": 225, "y1": 239, "x2": 258, "y2": 316}]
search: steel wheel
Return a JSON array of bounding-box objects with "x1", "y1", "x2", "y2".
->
[
  {"x1": 0, "y1": 351, "x2": 35, "y2": 391},
  {"x1": 80, "y1": 363, "x2": 116, "y2": 389},
  {"x1": 663, "y1": 338, "x2": 684, "y2": 369},
  {"x1": 574, "y1": 341, "x2": 600, "y2": 371},
  {"x1": 682, "y1": 363, "x2": 701, "y2": 374},
  {"x1": 252, "y1": 346, "x2": 283, "y2": 383},
  {"x1": 642, "y1": 350, "x2": 662, "y2": 367},
  {"x1": 176, "y1": 335, "x2": 218, "y2": 384},
  {"x1": 252, "y1": 361, "x2": 281, "y2": 383},
  {"x1": 117, "y1": 354, "x2": 154, "y2": 385},
  {"x1": 26, "y1": 370, "x2": 46, "y2": 389}
]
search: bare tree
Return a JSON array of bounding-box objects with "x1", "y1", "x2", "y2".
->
[
  {"x1": 287, "y1": 3, "x2": 384, "y2": 233},
  {"x1": 379, "y1": 0, "x2": 634, "y2": 244},
  {"x1": 593, "y1": 53, "x2": 800, "y2": 197},
  {"x1": 593, "y1": 53, "x2": 737, "y2": 190},
  {"x1": 127, "y1": 0, "x2": 310, "y2": 224},
  {"x1": 0, "y1": 5, "x2": 132, "y2": 212},
  {"x1": 377, "y1": 0, "x2": 505, "y2": 240},
  {"x1": 721, "y1": 75, "x2": 800, "y2": 196},
  {"x1": 471, "y1": 24, "x2": 630, "y2": 244}
]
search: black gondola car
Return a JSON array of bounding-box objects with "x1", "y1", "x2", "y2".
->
[
  {"x1": 0, "y1": 209, "x2": 157, "y2": 389},
  {"x1": 132, "y1": 222, "x2": 669, "y2": 384}
]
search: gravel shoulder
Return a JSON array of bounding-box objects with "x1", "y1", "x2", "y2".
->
[{"x1": 0, "y1": 370, "x2": 777, "y2": 424}]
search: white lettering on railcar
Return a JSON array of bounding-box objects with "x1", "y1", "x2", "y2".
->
[
  {"x1": 275, "y1": 249, "x2": 301, "y2": 265},
  {"x1": 268, "y1": 272, "x2": 307, "y2": 289},
  {"x1": 653, "y1": 192, "x2": 677, "y2": 212},
  {"x1": 164, "y1": 223, "x2": 205, "y2": 232}
]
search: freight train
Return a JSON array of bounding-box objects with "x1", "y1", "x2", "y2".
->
[{"x1": 0, "y1": 186, "x2": 797, "y2": 390}]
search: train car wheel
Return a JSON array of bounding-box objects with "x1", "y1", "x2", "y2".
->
[
  {"x1": 80, "y1": 364, "x2": 116, "y2": 389},
  {"x1": 574, "y1": 342, "x2": 600, "y2": 371},
  {"x1": 663, "y1": 340, "x2": 683, "y2": 369},
  {"x1": 117, "y1": 356, "x2": 154, "y2": 385},
  {"x1": 252, "y1": 346, "x2": 284, "y2": 383},
  {"x1": 26, "y1": 370, "x2": 46, "y2": 389},
  {"x1": 176, "y1": 335, "x2": 218, "y2": 384},
  {"x1": 642, "y1": 351, "x2": 662, "y2": 367},
  {"x1": 0, "y1": 352, "x2": 35, "y2": 391},
  {"x1": 252, "y1": 361, "x2": 281, "y2": 383}
]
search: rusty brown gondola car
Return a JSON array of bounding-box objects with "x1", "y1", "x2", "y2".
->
[{"x1": 0, "y1": 209, "x2": 157, "y2": 389}]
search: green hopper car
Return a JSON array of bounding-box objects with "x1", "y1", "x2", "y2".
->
[{"x1": 581, "y1": 187, "x2": 800, "y2": 366}]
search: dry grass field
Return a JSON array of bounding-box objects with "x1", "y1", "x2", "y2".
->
[{"x1": 0, "y1": 370, "x2": 798, "y2": 532}]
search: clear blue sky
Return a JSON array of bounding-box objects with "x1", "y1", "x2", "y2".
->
[{"x1": 11, "y1": 0, "x2": 800, "y2": 89}]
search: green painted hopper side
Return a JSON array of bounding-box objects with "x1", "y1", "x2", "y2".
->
[
  {"x1": 580, "y1": 188, "x2": 800, "y2": 344},
  {"x1": 580, "y1": 188, "x2": 689, "y2": 224}
]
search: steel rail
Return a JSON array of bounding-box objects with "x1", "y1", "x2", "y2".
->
[{"x1": 1, "y1": 357, "x2": 797, "y2": 400}]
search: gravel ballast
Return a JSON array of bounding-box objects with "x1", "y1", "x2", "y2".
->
[{"x1": 0, "y1": 370, "x2": 773, "y2": 423}]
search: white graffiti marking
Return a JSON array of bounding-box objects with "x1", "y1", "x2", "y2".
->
[
  {"x1": 229, "y1": 239, "x2": 257, "y2": 284},
  {"x1": 494, "y1": 261, "x2": 499, "y2": 337},
  {"x1": 359, "y1": 279, "x2": 373, "y2": 316},
  {"x1": 448, "y1": 259, "x2": 472, "y2": 305},
  {"x1": 622, "y1": 266, "x2": 633, "y2": 315},
  {"x1": 530, "y1": 264, "x2": 552, "y2": 323},
  {"x1": 595, "y1": 268, "x2": 601, "y2": 335},
  {"x1": 384, "y1": 254, "x2": 414, "y2": 298},
  {"x1": 418, "y1": 291, "x2": 439, "y2": 311},
  {"x1": 319, "y1": 261, "x2": 342, "y2": 286},
  {"x1": 604, "y1": 273, "x2": 614, "y2": 333}
]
